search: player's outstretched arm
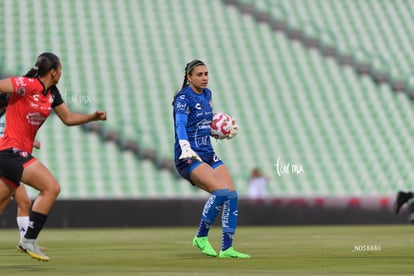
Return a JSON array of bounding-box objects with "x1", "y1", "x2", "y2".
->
[
  {"x1": 53, "y1": 103, "x2": 106, "y2": 126},
  {"x1": 0, "y1": 79, "x2": 15, "y2": 94}
]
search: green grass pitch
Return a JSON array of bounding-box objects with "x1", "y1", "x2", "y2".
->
[{"x1": 0, "y1": 225, "x2": 413, "y2": 275}]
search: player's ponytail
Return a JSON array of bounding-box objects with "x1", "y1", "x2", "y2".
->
[
  {"x1": 24, "y1": 52, "x2": 60, "y2": 78},
  {"x1": 180, "y1": 75, "x2": 188, "y2": 91},
  {"x1": 24, "y1": 66, "x2": 39, "y2": 78}
]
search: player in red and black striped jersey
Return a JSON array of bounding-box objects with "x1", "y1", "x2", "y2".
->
[{"x1": 0, "y1": 52, "x2": 106, "y2": 261}]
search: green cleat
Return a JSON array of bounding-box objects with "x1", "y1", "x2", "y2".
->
[
  {"x1": 192, "y1": 236, "x2": 217, "y2": 257},
  {"x1": 219, "y1": 247, "x2": 251, "y2": 259},
  {"x1": 18, "y1": 238, "x2": 50, "y2": 261}
]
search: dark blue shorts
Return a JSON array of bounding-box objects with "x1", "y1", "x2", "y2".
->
[{"x1": 175, "y1": 152, "x2": 224, "y2": 185}]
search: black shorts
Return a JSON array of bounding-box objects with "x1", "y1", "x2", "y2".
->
[
  {"x1": 175, "y1": 152, "x2": 224, "y2": 185},
  {"x1": 0, "y1": 148, "x2": 36, "y2": 189}
]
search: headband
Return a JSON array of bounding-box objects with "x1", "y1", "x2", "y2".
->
[{"x1": 186, "y1": 60, "x2": 205, "y2": 75}]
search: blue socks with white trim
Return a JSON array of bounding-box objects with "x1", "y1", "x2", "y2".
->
[
  {"x1": 196, "y1": 189, "x2": 239, "y2": 251},
  {"x1": 196, "y1": 189, "x2": 229, "y2": 237},
  {"x1": 221, "y1": 191, "x2": 238, "y2": 250}
]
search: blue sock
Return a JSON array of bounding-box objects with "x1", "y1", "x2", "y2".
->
[
  {"x1": 221, "y1": 191, "x2": 238, "y2": 250},
  {"x1": 196, "y1": 189, "x2": 229, "y2": 237}
]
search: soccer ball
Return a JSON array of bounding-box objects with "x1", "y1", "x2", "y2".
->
[{"x1": 210, "y1": 112, "x2": 233, "y2": 139}]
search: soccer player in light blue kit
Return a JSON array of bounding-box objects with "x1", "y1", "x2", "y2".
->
[{"x1": 173, "y1": 60, "x2": 250, "y2": 258}]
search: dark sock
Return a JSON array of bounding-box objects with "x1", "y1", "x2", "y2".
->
[
  {"x1": 221, "y1": 232, "x2": 234, "y2": 251},
  {"x1": 24, "y1": 211, "x2": 48, "y2": 239},
  {"x1": 197, "y1": 221, "x2": 211, "y2": 237}
]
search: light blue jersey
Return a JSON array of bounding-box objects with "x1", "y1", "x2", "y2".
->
[{"x1": 173, "y1": 85, "x2": 214, "y2": 159}]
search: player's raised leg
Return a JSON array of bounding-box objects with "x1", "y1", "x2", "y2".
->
[
  {"x1": 18, "y1": 160, "x2": 60, "y2": 261},
  {"x1": 14, "y1": 184, "x2": 47, "y2": 253}
]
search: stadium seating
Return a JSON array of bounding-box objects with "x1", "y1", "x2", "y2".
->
[{"x1": 1, "y1": 0, "x2": 414, "y2": 198}]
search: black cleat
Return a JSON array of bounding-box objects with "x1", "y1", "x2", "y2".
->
[{"x1": 395, "y1": 191, "x2": 413, "y2": 215}]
